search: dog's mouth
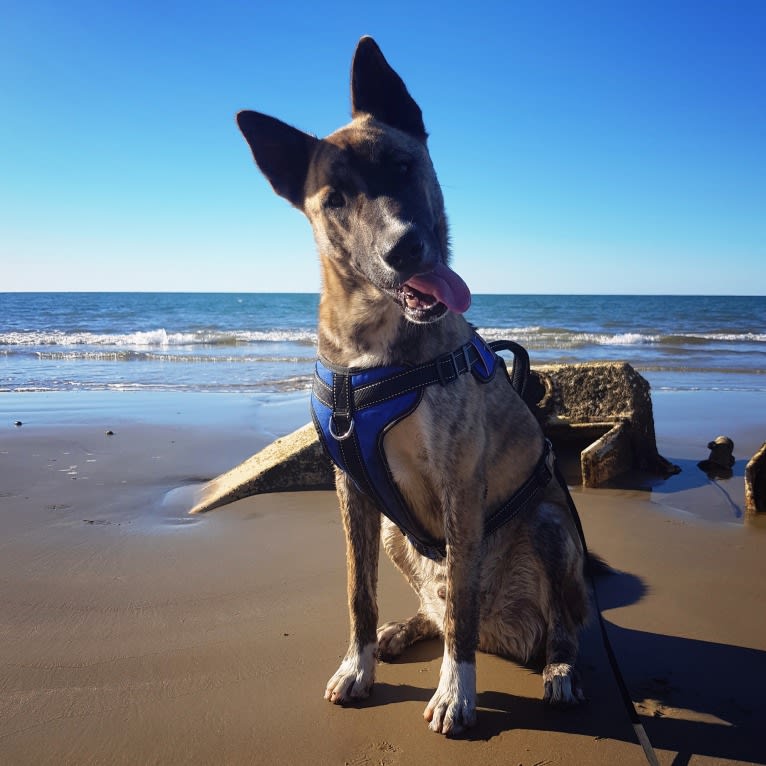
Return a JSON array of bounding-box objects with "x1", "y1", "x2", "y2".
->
[
  {"x1": 396, "y1": 283, "x2": 448, "y2": 322},
  {"x1": 394, "y1": 263, "x2": 472, "y2": 323}
]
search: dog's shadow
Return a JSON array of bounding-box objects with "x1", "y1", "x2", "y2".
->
[{"x1": 371, "y1": 570, "x2": 766, "y2": 765}]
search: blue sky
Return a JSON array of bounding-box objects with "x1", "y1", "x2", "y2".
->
[{"x1": 2, "y1": 1, "x2": 764, "y2": 294}]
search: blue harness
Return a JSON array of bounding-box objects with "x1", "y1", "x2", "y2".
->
[{"x1": 310, "y1": 333, "x2": 553, "y2": 560}]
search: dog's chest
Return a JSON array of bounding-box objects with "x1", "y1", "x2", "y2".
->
[{"x1": 382, "y1": 401, "x2": 449, "y2": 532}]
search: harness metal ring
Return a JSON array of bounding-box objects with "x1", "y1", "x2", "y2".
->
[{"x1": 328, "y1": 415, "x2": 355, "y2": 441}]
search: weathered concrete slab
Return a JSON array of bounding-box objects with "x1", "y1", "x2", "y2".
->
[
  {"x1": 189, "y1": 361, "x2": 680, "y2": 514},
  {"x1": 528, "y1": 362, "x2": 680, "y2": 485},
  {"x1": 745, "y1": 442, "x2": 766, "y2": 516},
  {"x1": 188, "y1": 423, "x2": 334, "y2": 514}
]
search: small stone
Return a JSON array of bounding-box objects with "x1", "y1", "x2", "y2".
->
[
  {"x1": 14, "y1": 421, "x2": 22, "y2": 427},
  {"x1": 698, "y1": 435, "x2": 735, "y2": 479},
  {"x1": 105, "y1": 430, "x2": 114, "y2": 436}
]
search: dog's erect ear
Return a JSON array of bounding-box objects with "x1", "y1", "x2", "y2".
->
[
  {"x1": 351, "y1": 36, "x2": 427, "y2": 141},
  {"x1": 236, "y1": 111, "x2": 318, "y2": 209}
]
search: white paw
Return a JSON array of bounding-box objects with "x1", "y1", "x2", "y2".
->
[
  {"x1": 376, "y1": 621, "x2": 408, "y2": 660},
  {"x1": 542, "y1": 662, "x2": 586, "y2": 707},
  {"x1": 423, "y1": 656, "x2": 476, "y2": 735},
  {"x1": 324, "y1": 642, "x2": 376, "y2": 704}
]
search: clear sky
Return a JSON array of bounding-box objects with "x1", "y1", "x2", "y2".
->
[{"x1": 2, "y1": 1, "x2": 764, "y2": 295}]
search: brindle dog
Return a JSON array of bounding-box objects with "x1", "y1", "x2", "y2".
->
[{"x1": 237, "y1": 36, "x2": 589, "y2": 735}]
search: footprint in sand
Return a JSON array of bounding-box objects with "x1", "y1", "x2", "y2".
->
[{"x1": 344, "y1": 741, "x2": 401, "y2": 766}]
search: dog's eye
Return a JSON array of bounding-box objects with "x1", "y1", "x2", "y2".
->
[
  {"x1": 397, "y1": 161, "x2": 411, "y2": 176},
  {"x1": 326, "y1": 190, "x2": 345, "y2": 209}
]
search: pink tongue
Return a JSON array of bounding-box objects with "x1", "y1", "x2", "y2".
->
[{"x1": 405, "y1": 262, "x2": 472, "y2": 314}]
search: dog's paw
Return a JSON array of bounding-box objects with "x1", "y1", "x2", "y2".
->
[
  {"x1": 423, "y1": 659, "x2": 476, "y2": 735},
  {"x1": 376, "y1": 620, "x2": 409, "y2": 661},
  {"x1": 542, "y1": 662, "x2": 586, "y2": 708},
  {"x1": 324, "y1": 643, "x2": 376, "y2": 704}
]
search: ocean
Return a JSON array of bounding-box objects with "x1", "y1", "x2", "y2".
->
[{"x1": 1, "y1": 293, "x2": 764, "y2": 395}]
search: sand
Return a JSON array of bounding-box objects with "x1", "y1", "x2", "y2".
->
[{"x1": 1, "y1": 389, "x2": 765, "y2": 766}]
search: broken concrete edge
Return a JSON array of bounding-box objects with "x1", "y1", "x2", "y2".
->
[
  {"x1": 580, "y1": 421, "x2": 632, "y2": 488},
  {"x1": 745, "y1": 441, "x2": 766, "y2": 516},
  {"x1": 188, "y1": 423, "x2": 334, "y2": 514}
]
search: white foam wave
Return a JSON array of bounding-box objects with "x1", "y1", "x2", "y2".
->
[
  {"x1": 684, "y1": 332, "x2": 766, "y2": 342},
  {"x1": 34, "y1": 351, "x2": 314, "y2": 363},
  {"x1": 0, "y1": 328, "x2": 318, "y2": 347},
  {"x1": 476, "y1": 327, "x2": 658, "y2": 346},
  {"x1": 4, "y1": 326, "x2": 763, "y2": 350},
  {"x1": 596, "y1": 332, "x2": 658, "y2": 345},
  {"x1": 476, "y1": 328, "x2": 765, "y2": 346}
]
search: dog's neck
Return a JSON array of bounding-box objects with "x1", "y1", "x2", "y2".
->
[{"x1": 317, "y1": 259, "x2": 471, "y2": 369}]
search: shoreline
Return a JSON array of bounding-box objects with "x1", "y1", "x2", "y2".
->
[
  {"x1": 3, "y1": 384, "x2": 763, "y2": 528},
  {"x1": 1, "y1": 386, "x2": 765, "y2": 764}
]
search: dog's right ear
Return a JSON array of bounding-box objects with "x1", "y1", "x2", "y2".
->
[{"x1": 236, "y1": 111, "x2": 318, "y2": 210}]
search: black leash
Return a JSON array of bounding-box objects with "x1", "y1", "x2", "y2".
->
[
  {"x1": 554, "y1": 463, "x2": 660, "y2": 766},
  {"x1": 493, "y1": 344, "x2": 659, "y2": 764}
]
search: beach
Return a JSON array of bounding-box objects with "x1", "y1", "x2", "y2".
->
[{"x1": 1, "y1": 386, "x2": 765, "y2": 766}]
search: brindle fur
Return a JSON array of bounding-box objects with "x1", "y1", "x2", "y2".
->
[{"x1": 237, "y1": 37, "x2": 589, "y2": 735}]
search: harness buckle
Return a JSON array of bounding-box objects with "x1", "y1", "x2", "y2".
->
[
  {"x1": 436, "y1": 351, "x2": 460, "y2": 385},
  {"x1": 462, "y1": 343, "x2": 474, "y2": 371}
]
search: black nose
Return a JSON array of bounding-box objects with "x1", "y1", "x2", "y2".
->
[{"x1": 383, "y1": 230, "x2": 425, "y2": 272}]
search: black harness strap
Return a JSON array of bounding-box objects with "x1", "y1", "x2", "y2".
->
[
  {"x1": 328, "y1": 371, "x2": 375, "y2": 506},
  {"x1": 484, "y1": 439, "x2": 553, "y2": 538},
  {"x1": 314, "y1": 338, "x2": 488, "y2": 413},
  {"x1": 488, "y1": 339, "x2": 531, "y2": 399},
  {"x1": 329, "y1": 369, "x2": 354, "y2": 441}
]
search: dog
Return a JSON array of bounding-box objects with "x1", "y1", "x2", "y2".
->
[{"x1": 237, "y1": 36, "x2": 589, "y2": 735}]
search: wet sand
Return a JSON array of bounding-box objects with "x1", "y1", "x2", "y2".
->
[{"x1": 1, "y1": 389, "x2": 765, "y2": 765}]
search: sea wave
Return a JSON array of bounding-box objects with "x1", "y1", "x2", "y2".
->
[
  {"x1": 32, "y1": 351, "x2": 315, "y2": 363},
  {"x1": 4, "y1": 326, "x2": 764, "y2": 350},
  {"x1": 1, "y1": 375, "x2": 314, "y2": 394},
  {"x1": 635, "y1": 364, "x2": 765, "y2": 376},
  {"x1": 478, "y1": 327, "x2": 660, "y2": 347},
  {"x1": 0, "y1": 328, "x2": 318, "y2": 347},
  {"x1": 476, "y1": 327, "x2": 765, "y2": 347},
  {"x1": 665, "y1": 332, "x2": 766, "y2": 343}
]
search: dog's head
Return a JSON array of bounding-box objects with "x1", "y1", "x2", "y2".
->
[{"x1": 237, "y1": 36, "x2": 471, "y2": 324}]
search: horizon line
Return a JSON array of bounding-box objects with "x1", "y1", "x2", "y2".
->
[{"x1": 1, "y1": 290, "x2": 764, "y2": 298}]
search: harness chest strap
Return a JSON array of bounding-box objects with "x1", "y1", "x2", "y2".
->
[{"x1": 310, "y1": 333, "x2": 553, "y2": 560}]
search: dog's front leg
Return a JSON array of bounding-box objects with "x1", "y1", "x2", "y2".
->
[
  {"x1": 424, "y1": 489, "x2": 484, "y2": 735},
  {"x1": 325, "y1": 473, "x2": 381, "y2": 704}
]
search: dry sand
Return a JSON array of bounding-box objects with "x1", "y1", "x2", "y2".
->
[{"x1": 1, "y1": 390, "x2": 765, "y2": 765}]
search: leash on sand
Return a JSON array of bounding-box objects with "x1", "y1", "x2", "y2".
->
[
  {"x1": 555, "y1": 466, "x2": 660, "y2": 766},
  {"x1": 496, "y1": 341, "x2": 660, "y2": 766}
]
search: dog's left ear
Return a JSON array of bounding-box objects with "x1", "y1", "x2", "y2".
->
[{"x1": 351, "y1": 36, "x2": 427, "y2": 141}]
